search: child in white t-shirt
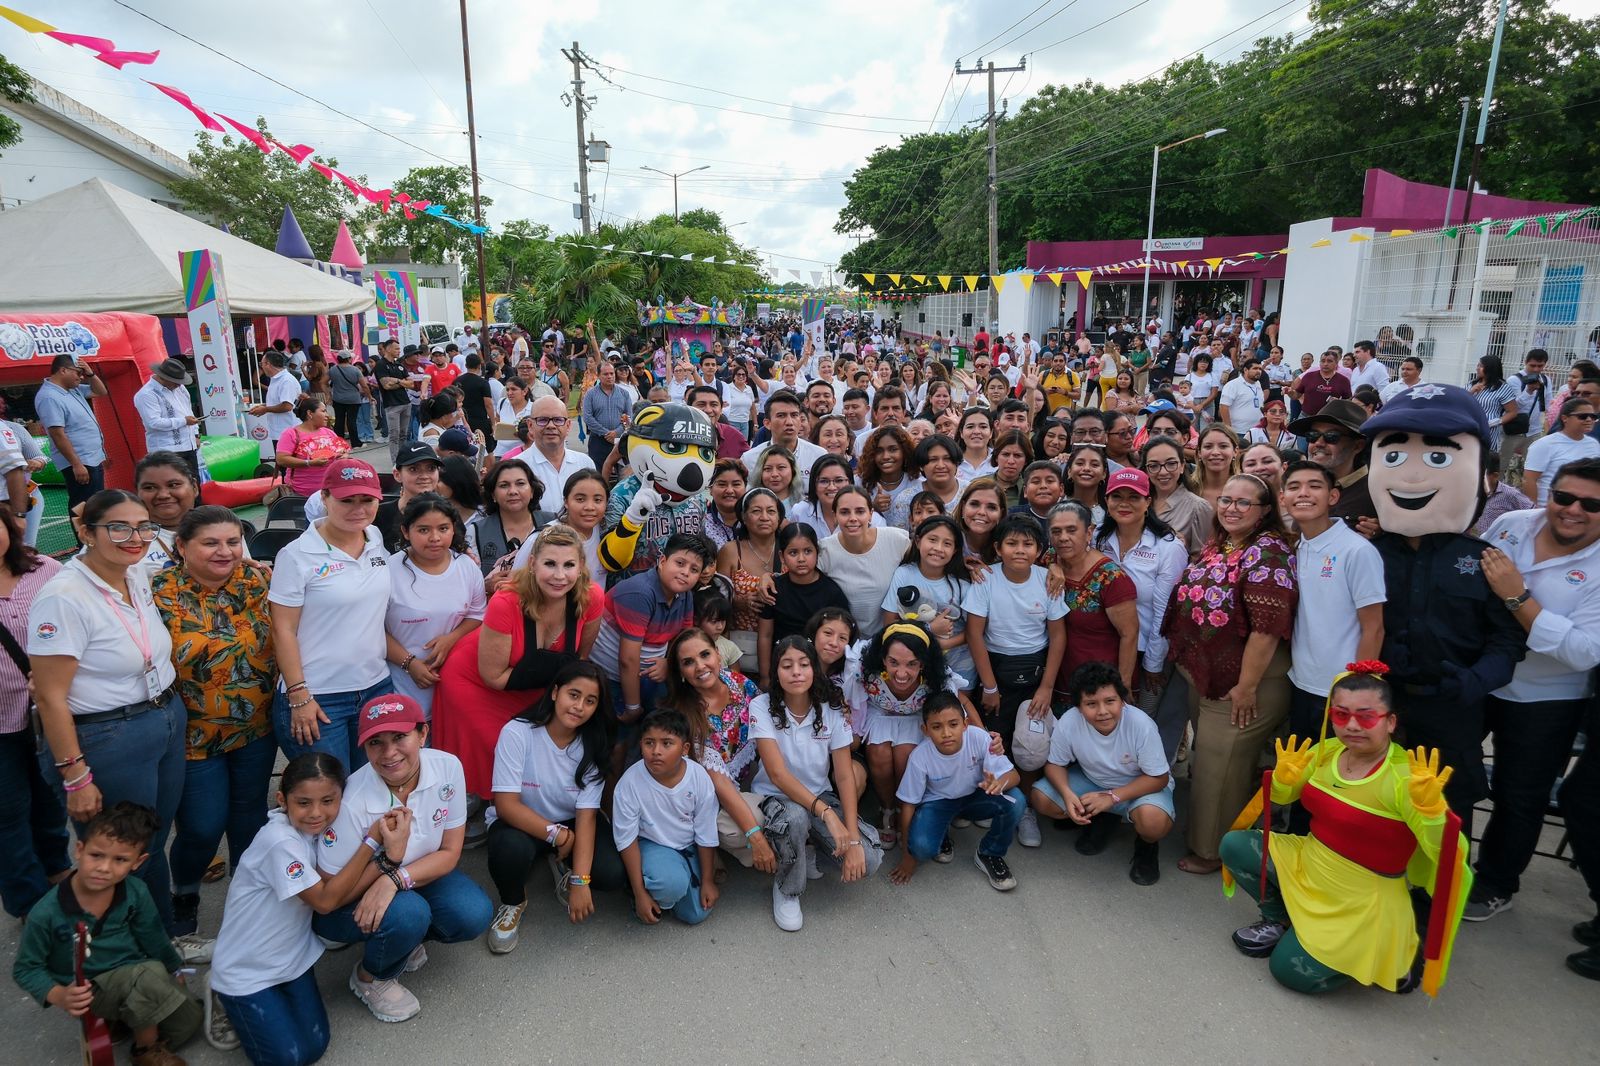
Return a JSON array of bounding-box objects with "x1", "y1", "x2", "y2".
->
[
  {"x1": 751, "y1": 636, "x2": 884, "y2": 932},
  {"x1": 1029, "y1": 662, "x2": 1174, "y2": 886},
  {"x1": 889, "y1": 693, "x2": 1023, "y2": 891},
  {"x1": 613, "y1": 709, "x2": 720, "y2": 925}
]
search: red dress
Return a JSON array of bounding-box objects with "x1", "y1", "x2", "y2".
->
[{"x1": 431, "y1": 585, "x2": 605, "y2": 796}]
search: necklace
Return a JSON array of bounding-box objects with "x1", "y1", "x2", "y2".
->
[
  {"x1": 386, "y1": 764, "x2": 422, "y2": 806},
  {"x1": 1338, "y1": 748, "x2": 1383, "y2": 780}
]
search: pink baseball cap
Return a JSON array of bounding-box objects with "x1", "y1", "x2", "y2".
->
[
  {"x1": 322, "y1": 457, "x2": 382, "y2": 499},
  {"x1": 357, "y1": 693, "x2": 426, "y2": 746},
  {"x1": 1106, "y1": 468, "x2": 1151, "y2": 497}
]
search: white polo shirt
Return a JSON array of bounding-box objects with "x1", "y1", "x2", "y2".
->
[
  {"x1": 896, "y1": 725, "x2": 1014, "y2": 805},
  {"x1": 742, "y1": 438, "x2": 829, "y2": 481},
  {"x1": 611, "y1": 757, "x2": 719, "y2": 852},
  {"x1": 262, "y1": 369, "x2": 303, "y2": 442},
  {"x1": 1288, "y1": 520, "x2": 1386, "y2": 697},
  {"x1": 28, "y1": 559, "x2": 176, "y2": 713},
  {"x1": 1522, "y1": 432, "x2": 1600, "y2": 505},
  {"x1": 522, "y1": 445, "x2": 596, "y2": 513},
  {"x1": 321, "y1": 748, "x2": 467, "y2": 873},
  {"x1": 1220, "y1": 376, "x2": 1264, "y2": 434},
  {"x1": 267, "y1": 523, "x2": 391, "y2": 694},
  {"x1": 749, "y1": 694, "x2": 851, "y2": 799},
  {"x1": 209, "y1": 810, "x2": 323, "y2": 997},
  {"x1": 1485, "y1": 509, "x2": 1600, "y2": 702},
  {"x1": 962, "y1": 564, "x2": 1067, "y2": 655},
  {"x1": 1100, "y1": 527, "x2": 1187, "y2": 672},
  {"x1": 490, "y1": 720, "x2": 604, "y2": 824}
]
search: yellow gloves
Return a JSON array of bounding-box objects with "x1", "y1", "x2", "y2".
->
[
  {"x1": 1272, "y1": 735, "x2": 1315, "y2": 790},
  {"x1": 1406, "y1": 747, "x2": 1455, "y2": 818}
]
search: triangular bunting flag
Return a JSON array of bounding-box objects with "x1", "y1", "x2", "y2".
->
[
  {"x1": 1503, "y1": 219, "x2": 1527, "y2": 238},
  {"x1": 145, "y1": 82, "x2": 225, "y2": 133},
  {"x1": 1046, "y1": 272, "x2": 1063, "y2": 286},
  {"x1": 1471, "y1": 219, "x2": 1494, "y2": 234},
  {"x1": 216, "y1": 114, "x2": 271, "y2": 154},
  {"x1": 911, "y1": 274, "x2": 926, "y2": 284},
  {"x1": 963, "y1": 275, "x2": 979, "y2": 292},
  {"x1": 887, "y1": 274, "x2": 901, "y2": 286},
  {"x1": 1075, "y1": 271, "x2": 1092, "y2": 290},
  {"x1": 1388, "y1": 229, "x2": 1413, "y2": 238},
  {"x1": 1348, "y1": 233, "x2": 1371, "y2": 243},
  {"x1": 861, "y1": 273, "x2": 876, "y2": 286},
  {"x1": 991, "y1": 275, "x2": 1006, "y2": 294},
  {"x1": 1309, "y1": 239, "x2": 1332, "y2": 249},
  {"x1": 0, "y1": 5, "x2": 55, "y2": 33},
  {"x1": 1175, "y1": 260, "x2": 1188, "y2": 269},
  {"x1": 937, "y1": 275, "x2": 951, "y2": 291},
  {"x1": 1204, "y1": 257, "x2": 1223, "y2": 269},
  {"x1": 1019, "y1": 273, "x2": 1033, "y2": 291}
]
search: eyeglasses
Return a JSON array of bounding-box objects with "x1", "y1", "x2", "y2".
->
[
  {"x1": 88, "y1": 521, "x2": 160, "y2": 543},
  {"x1": 1144, "y1": 459, "x2": 1183, "y2": 474},
  {"x1": 1109, "y1": 427, "x2": 1135, "y2": 438},
  {"x1": 816, "y1": 477, "x2": 850, "y2": 489},
  {"x1": 1330, "y1": 707, "x2": 1388, "y2": 730},
  {"x1": 1303, "y1": 430, "x2": 1348, "y2": 445},
  {"x1": 1551, "y1": 489, "x2": 1600, "y2": 514},
  {"x1": 1215, "y1": 496, "x2": 1265, "y2": 512},
  {"x1": 1071, "y1": 428, "x2": 1107, "y2": 441},
  {"x1": 532, "y1": 416, "x2": 569, "y2": 427}
]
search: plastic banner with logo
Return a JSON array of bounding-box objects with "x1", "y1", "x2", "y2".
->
[
  {"x1": 372, "y1": 269, "x2": 419, "y2": 349},
  {"x1": 180, "y1": 248, "x2": 246, "y2": 439}
]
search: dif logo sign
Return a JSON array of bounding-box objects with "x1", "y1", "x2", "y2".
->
[{"x1": 0, "y1": 321, "x2": 102, "y2": 362}]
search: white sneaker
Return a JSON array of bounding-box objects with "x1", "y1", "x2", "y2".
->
[
  {"x1": 202, "y1": 975, "x2": 239, "y2": 1051},
  {"x1": 170, "y1": 933, "x2": 214, "y2": 966},
  {"x1": 771, "y1": 880, "x2": 803, "y2": 932},
  {"x1": 402, "y1": 943, "x2": 427, "y2": 973},
  {"x1": 951, "y1": 817, "x2": 973, "y2": 828},
  {"x1": 487, "y1": 902, "x2": 526, "y2": 954},
  {"x1": 549, "y1": 855, "x2": 570, "y2": 909},
  {"x1": 879, "y1": 808, "x2": 899, "y2": 848},
  {"x1": 348, "y1": 963, "x2": 421, "y2": 1023},
  {"x1": 317, "y1": 935, "x2": 351, "y2": 951},
  {"x1": 1016, "y1": 808, "x2": 1042, "y2": 848},
  {"x1": 804, "y1": 844, "x2": 823, "y2": 880}
]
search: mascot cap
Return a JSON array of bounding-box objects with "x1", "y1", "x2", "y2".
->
[
  {"x1": 1360, "y1": 383, "x2": 1491, "y2": 447},
  {"x1": 624, "y1": 402, "x2": 717, "y2": 449}
]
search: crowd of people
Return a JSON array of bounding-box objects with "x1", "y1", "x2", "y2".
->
[{"x1": 7, "y1": 309, "x2": 1600, "y2": 1066}]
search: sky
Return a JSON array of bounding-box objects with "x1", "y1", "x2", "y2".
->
[{"x1": 5, "y1": 0, "x2": 1599, "y2": 278}]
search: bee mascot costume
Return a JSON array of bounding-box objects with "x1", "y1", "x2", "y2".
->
[{"x1": 599, "y1": 402, "x2": 718, "y2": 582}]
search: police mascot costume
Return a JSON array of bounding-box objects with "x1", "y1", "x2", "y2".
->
[
  {"x1": 599, "y1": 402, "x2": 718, "y2": 583},
  {"x1": 1363, "y1": 383, "x2": 1526, "y2": 818}
]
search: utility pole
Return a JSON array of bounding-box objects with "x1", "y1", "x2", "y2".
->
[
  {"x1": 458, "y1": 0, "x2": 489, "y2": 327},
  {"x1": 562, "y1": 42, "x2": 594, "y2": 236},
  {"x1": 956, "y1": 55, "x2": 1024, "y2": 332},
  {"x1": 1447, "y1": 0, "x2": 1509, "y2": 308}
]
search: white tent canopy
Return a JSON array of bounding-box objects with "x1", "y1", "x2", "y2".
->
[{"x1": 0, "y1": 179, "x2": 375, "y2": 316}]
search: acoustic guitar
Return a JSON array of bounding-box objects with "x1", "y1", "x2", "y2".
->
[{"x1": 72, "y1": 921, "x2": 114, "y2": 1066}]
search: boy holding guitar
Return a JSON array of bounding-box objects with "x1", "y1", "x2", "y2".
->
[{"x1": 13, "y1": 802, "x2": 201, "y2": 1066}]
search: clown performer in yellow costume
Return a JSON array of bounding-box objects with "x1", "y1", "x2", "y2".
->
[
  {"x1": 1217, "y1": 661, "x2": 1471, "y2": 996},
  {"x1": 600, "y1": 402, "x2": 718, "y2": 585}
]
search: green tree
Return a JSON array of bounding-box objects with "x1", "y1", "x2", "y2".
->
[
  {"x1": 369, "y1": 164, "x2": 489, "y2": 271},
  {"x1": 168, "y1": 119, "x2": 374, "y2": 252},
  {"x1": 0, "y1": 53, "x2": 31, "y2": 157}
]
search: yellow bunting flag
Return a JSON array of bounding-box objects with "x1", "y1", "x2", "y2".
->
[
  {"x1": 1310, "y1": 239, "x2": 1332, "y2": 249},
  {"x1": 937, "y1": 275, "x2": 952, "y2": 291},
  {"x1": 1047, "y1": 272, "x2": 1064, "y2": 286},
  {"x1": 992, "y1": 275, "x2": 1006, "y2": 294},
  {"x1": 0, "y1": 5, "x2": 56, "y2": 32},
  {"x1": 887, "y1": 273, "x2": 901, "y2": 286},
  {"x1": 1348, "y1": 233, "x2": 1371, "y2": 243},
  {"x1": 1075, "y1": 271, "x2": 1092, "y2": 290},
  {"x1": 1175, "y1": 260, "x2": 1188, "y2": 269},
  {"x1": 963, "y1": 275, "x2": 980, "y2": 292},
  {"x1": 1204, "y1": 257, "x2": 1223, "y2": 270},
  {"x1": 1019, "y1": 272, "x2": 1034, "y2": 291},
  {"x1": 1388, "y1": 229, "x2": 1413, "y2": 237},
  {"x1": 911, "y1": 274, "x2": 926, "y2": 284},
  {"x1": 861, "y1": 273, "x2": 876, "y2": 286}
]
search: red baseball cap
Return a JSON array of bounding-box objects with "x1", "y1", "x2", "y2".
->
[
  {"x1": 322, "y1": 457, "x2": 382, "y2": 499},
  {"x1": 357, "y1": 693, "x2": 426, "y2": 746},
  {"x1": 1106, "y1": 468, "x2": 1151, "y2": 497}
]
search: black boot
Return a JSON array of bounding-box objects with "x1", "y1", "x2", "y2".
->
[
  {"x1": 1129, "y1": 837, "x2": 1160, "y2": 885},
  {"x1": 1568, "y1": 945, "x2": 1600, "y2": 981},
  {"x1": 1075, "y1": 814, "x2": 1117, "y2": 856},
  {"x1": 1574, "y1": 916, "x2": 1600, "y2": 947},
  {"x1": 171, "y1": 892, "x2": 200, "y2": 936}
]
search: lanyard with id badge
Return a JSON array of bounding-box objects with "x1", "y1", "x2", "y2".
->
[{"x1": 95, "y1": 584, "x2": 164, "y2": 702}]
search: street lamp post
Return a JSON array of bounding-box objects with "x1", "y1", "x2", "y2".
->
[
  {"x1": 639, "y1": 164, "x2": 710, "y2": 222},
  {"x1": 1141, "y1": 129, "x2": 1226, "y2": 333}
]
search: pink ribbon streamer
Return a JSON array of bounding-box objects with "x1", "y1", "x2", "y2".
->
[
  {"x1": 217, "y1": 114, "x2": 272, "y2": 154},
  {"x1": 44, "y1": 31, "x2": 159, "y2": 69},
  {"x1": 144, "y1": 81, "x2": 224, "y2": 133}
]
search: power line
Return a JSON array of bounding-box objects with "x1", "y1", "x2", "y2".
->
[
  {"x1": 957, "y1": 0, "x2": 1058, "y2": 61},
  {"x1": 360, "y1": 0, "x2": 463, "y2": 129}
]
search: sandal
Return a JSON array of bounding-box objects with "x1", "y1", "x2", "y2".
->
[
  {"x1": 1177, "y1": 854, "x2": 1223, "y2": 875},
  {"x1": 202, "y1": 855, "x2": 228, "y2": 884}
]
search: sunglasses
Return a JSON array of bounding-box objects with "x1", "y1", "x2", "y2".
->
[
  {"x1": 1551, "y1": 489, "x2": 1600, "y2": 514},
  {"x1": 1330, "y1": 707, "x2": 1388, "y2": 730},
  {"x1": 1303, "y1": 430, "x2": 1348, "y2": 445},
  {"x1": 1571, "y1": 412, "x2": 1600, "y2": 421}
]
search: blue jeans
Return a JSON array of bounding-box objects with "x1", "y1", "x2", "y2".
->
[
  {"x1": 906, "y1": 788, "x2": 1027, "y2": 861},
  {"x1": 637, "y1": 838, "x2": 711, "y2": 925},
  {"x1": 311, "y1": 868, "x2": 492, "y2": 981},
  {"x1": 40, "y1": 692, "x2": 186, "y2": 929},
  {"x1": 0, "y1": 727, "x2": 70, "y2": 917},
  {"x1": 273, "y1": 678, "x2": 395, "y2": 777},
  {"x1": 170, "y1": 733, "x2": 278, "y2": 894},
  {"x1": 356, "y1": 400, "x2": 375, "y2": 442},
  {"x1": 217, "y1": 965, "x2": 328, "y2": 1066}
]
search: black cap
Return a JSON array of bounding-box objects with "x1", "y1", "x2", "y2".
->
[
  {"x1": 394, "y1": 441, "x2": 441, "y2": 469},
  {"x1": 402, "y1": 344, "x2": 423, "y2": 358}
]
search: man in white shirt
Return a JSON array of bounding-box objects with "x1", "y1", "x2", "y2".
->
[
  {"x1": 1218, "y1": 359, "x2": 1266, "y2": 435},
  {"x1": 1380, "y1": 355, "x2": 1424, "y2": 404},
  {"x1": 1504, "y1": 347, "x2": 1553, "y2": 468},
  {"x1": 511, "y1": 327, "x2": 530, "y2": 368},
  {"x1": 742, "y1": 390, "x2": 827, "y2": 479},
  {"x1": 1470, "y1": 459, "x2": 1600, "y2": 920},
  {"x1": 248, "y1": 351, "x2": 302, "y2": 465},
  {"x1": 1348, "y1": 339, "x2": 1389, "y2": 393},
  {"x1": 133, "y1": 358, "x2": 201, "y2": 474},
  {"x1": 1281, "y1": 459, "x2": 1385, "y2": 835},
  {"x1": 522, "y1": 395, "x2": 595, "y2": 513}
]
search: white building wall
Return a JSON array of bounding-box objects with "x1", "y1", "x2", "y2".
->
[{"x1": 1279, "y1": 217, "x2": 1374, "y2": 358}]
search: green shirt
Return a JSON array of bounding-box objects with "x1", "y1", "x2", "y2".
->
[{"x1": 13, "y1": 876, "x2": 182, "y2": 1007}]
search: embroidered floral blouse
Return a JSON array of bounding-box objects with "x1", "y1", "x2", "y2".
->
[
  {"x1": 1162, "y1": 531, "x2": 1297, "y2": 699},
  {"x1": 696, "y1": 669, "x2": 761, "y2": 787},
  {"x1": 151, "y1": 565, "x2": 275, "y2": 760}
]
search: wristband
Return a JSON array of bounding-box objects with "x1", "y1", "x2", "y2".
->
[
  {"x1": 545, "y1": 823, "x2": 566, "y2": 846},
  {"x1": 743, "y1": 825, "x2": 763, "y2": 840},
  {"x1": 53, "y1": 753, "x2": 85, "y2": 769},
  {"x1": 362, "y1": 835, "x2": 381, "y2": 855},
  {"x1": 983, "y1": 686, "x2": 998, "y2": 695},
  {"x1": 287, "y1": 696, "x2": 315, "y2": 710},
  {"x1": 386, "y1": 870, "x2": 405, "y2": 891},
  {"x1": 400, "y1": 654, "x2": 416, "y2": 671},
  {"x1": 285, "y1": 682, "x2": 308, "y2": 694},
  {"x1": 63, "y1": 771, "x2": 94, "y2": 792},
  {"x1": 568, "y1": 873, "x2": 592, "y2": 887},
  {"x1": 1107, "y1": 791, "x2": 1122, "y2": 805},
  {"x1": 398, "y1": 866, "x2": 414, "y2": 890}
]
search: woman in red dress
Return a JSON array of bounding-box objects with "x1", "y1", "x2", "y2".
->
[{"x1": 432, "y1": 524, "x2": 604, "y2": 801}]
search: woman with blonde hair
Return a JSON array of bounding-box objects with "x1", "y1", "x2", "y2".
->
[
  {"x1": 1194, "y1": 423, "x2": 1242, "y2": 513},
  {"x1": 433, "y1": 523, "x2": 605, "y2": 800}
]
